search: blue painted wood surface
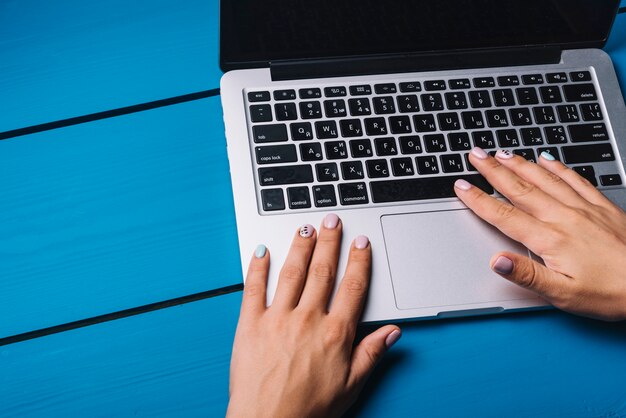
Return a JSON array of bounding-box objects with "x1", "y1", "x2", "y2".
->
[
  {"x1": 0, "y1": 0, "x2": 221, "y2": 133},
  {"x1": 0, "y1": 97, "x2": 242, "y2": 338},
  {"x1": 2, "y1": 292, "x2": 626, "y2": 417}
]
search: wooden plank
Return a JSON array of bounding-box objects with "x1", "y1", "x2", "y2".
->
[
  {"x1": 0, "y1": 0, "x2": 221, "y2": 133},
  {"x1": 0, "y1": 97, "x2": 242, "y2": 338},
  {"x1": 2, "y1": 293, "x2": 626, "y2": 417}
]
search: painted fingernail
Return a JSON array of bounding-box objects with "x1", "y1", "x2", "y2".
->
[
  {"x1": 299, "y1": 224, "x2": 315, "y2": 238},
  {"x1": 323, "y1": 213, "x2": 340, "y2": 229},
  {"x1": 540, "y1": 151, "x2": 556, "y2": 161},
  {"x1": 496, "y1": 149, "x2": 515, "y2": 160},
  {"x1": 492, "y1": 256, "x2": 514, "y2": 275},
  {"x1": 354, "y1": 235, "x2": 370, "y2": 249},
  {"x1": 471, "y1": 147, "x2": 489, "y2": 160},
  {"x1": 385, "y1": 329, "x2": 402, "y2": 349},
  {"x1": 254, "y1": 244, "x2": 267, "y2": 258},
  {"x1": 454, "y1": 179, "x2": 472, "y2": 191}
]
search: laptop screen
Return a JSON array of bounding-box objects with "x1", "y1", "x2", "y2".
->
[{"x1": 220, "y1": 0, "x2": 620, "y2": 70}]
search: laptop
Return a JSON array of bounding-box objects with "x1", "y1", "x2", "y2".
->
[{"x1": 219, "y1": 0, "x2": 626, "y2": 321}]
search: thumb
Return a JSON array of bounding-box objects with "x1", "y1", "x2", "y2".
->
[
  {"x1": 348, "y1": 325, "x2": 401, "y2": 389},
  {"x1": 491, "y1": 252, "x2": 572, "y2": 304}
]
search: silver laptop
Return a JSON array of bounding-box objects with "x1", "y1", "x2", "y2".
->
[{"x1": 219, "y1": 0, "x2": 626, "y2": 321}]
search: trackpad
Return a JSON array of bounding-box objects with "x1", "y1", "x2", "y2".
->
[{"x1": 381, "y1": 209, "x2": 536, "y2": 310}]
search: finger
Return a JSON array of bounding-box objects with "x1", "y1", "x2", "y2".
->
[
  {"x1": 490, "y1": 252, "x2": 574, "y2": 308},
  {"x1": 348, "y1": 325, "x2": 401, "y2": 390},
  {"x1": 272, "y1": 225, "x2": 317, "y2": 310},
  {"x1": 240, "y1": 245, "x2": 270, "y2": 319},
  {"x1": 468, "y1": 148, "x2": 565, "y2": 219},
  {"x1": 538, "y1": 152, "x2": 616, "y2": 209},
  {"x1": 454, "y1": 178, "x2": 548, "y2": 250},
  {"x1": 298, "y1": 214, "x2": 343, "y2": 311},
  {"x1": 330, "y1": 236, "x2": 372, "y2": 326}
]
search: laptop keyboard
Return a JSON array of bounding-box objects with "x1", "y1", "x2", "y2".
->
[{"x1": 245, "y1": 69, "x2": 623, "y2": 213}]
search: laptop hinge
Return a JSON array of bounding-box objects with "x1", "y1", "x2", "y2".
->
[{"x1": 270, "y1": 46, "x2": 562, "y2": 81}]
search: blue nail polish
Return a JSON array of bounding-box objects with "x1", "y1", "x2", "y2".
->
[
  {"x1": 540, "y1": 151, "x2": 556, "y2": 161},
  {"x1": 254, "y1": 244, "x2": 267, "y2": 258}
]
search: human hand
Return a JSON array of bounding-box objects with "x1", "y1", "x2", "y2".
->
[
  {"x1": 227, "y1": 214, "x2": 401, "y2": 418},
  {"x1": 456, "y1": 148, "x2": 626, "y2": 321}
]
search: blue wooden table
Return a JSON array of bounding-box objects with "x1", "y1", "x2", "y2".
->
[{"x1": 2, "y1": 1, "x2": 626, "y2": 416}]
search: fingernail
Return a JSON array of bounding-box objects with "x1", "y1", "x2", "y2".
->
[
  {"x1": 323, "y1": 213, "x2": 340, "y2": 229},
  {"x1": 299, "y1": 224, "x2": 315, "y2": 238},
  {"x1": 454, "y1": 179, "x2": 472, "y2": 191},
  {"x1": 496, "y1": 149, "x2": 515, "y2": 160},
  {"x1": 492, "y1": 256, "x2": 514, "y2": 275},
  {"x1": 254, "y1": 244, "x2": 267, "y2": 258},
  {"x1": 354, "y1": 235, "x2": 369, "y2": 249},
  {"x1": 470, "y1": 147, "x2": 489, "y2": 160},
  {"x1": 385, "y1": 329, "x2": 402, "y2": 349},
  {"x1": 540, "y1": 151, "x2": 556, "y2": 161}
]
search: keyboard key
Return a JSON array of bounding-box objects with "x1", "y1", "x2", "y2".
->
[
  {"x1": 349, "y1": 139, "x2": 373, "y2": 158},
  {"x1": 513, "y1": 148, "x2": 537, "y2": 163},
  {"x1": 520, "y1": 127, "x2": 544, "y2": 146},
  {"x1": 445, "y1": 92, "x2": 468, "y2": 110},
  {"x1": 516, "y1": 87, "x2": 539, "y2": 105},
  {"x1": 253, "y1": 124, "x2": 288, "y2": 143},
  {"x1": 389, "y1": 116, "x2": 412, "y2": 134},
  {"x1": 544, "y1": 126, "x2": 568, "y2": 144},
  {"x1": 364, "y1": 117, "x2": 388, "y2": 136},
  {"x1": 399, "y1": 136, "x2": 423, "y2": 154},
  {"x1": 563, "y1": 83, "x2": 597, "y2": 102},
  {"x1": 424, "y1": 80, "x2": 446, "y2": 91},
  {"x1": 493, "y1": 89, "x2": 516, "y2": 106},
  {"x1": 315, "y1": 120, "x2": 338, "y2": 139},
  {"x1": 562, "y1": 143, "x2": 615, "y2": 164},
  {"x1": 348, "y1": 98, "x2": 372, "y2": 116},
  {"x1": 413, "y1": 115, "x2": 437, "y2": 132},
  {"x1": 300, "y1": 101, "x2": 323, "y2": 119},
  {"x1": 448, "y1": 133, "x2": 471, "y2": 151},
  {"x1": 313, "y1": 185, "x2": 337, "y2": 207},
  {"x1": 497, "y1": 129, "x2": 521, "y2": 147},
  {"x1": 486, "y1": 109, "x2": 509, "y2": 127},
  {"x1": 568, "y1": 123, "x2": 609, "y2": 143},
  {"x1": 316, "y1": 163, "x2": 340, "y2": 182},
  {"x1": 440, "y1": 154, "x2": 464, "y2": 173},
  {"x1": 546, "y1": 73, "x2": 568, "y2": 83},
  {"x1": 600, "y1": 174, "x2": 623, "y2": 186},
  {"x1": 399, "y1": 82, "x2": 422, "y2": 92},
  {"x1": 533, "y1": 106, "x2": 557, "y2": 124},
  {"x1": 537, "y1": 147, "x2": 561, "y2": 161},
  {"x1": 449, "y1": 79, "x2": 471, "y2": 89},
  {"x1": 474, "y1": 77, "x2": 496, "y2": 88},
  {"x1": 580, "y1": 103, "x2": 603, "y2": 121},
  {"x1": 415, "y1": 156, "x2": 439, "y2": 174},
  {"x1": 509, "y1": 108, "x2": 533, "y2": 126},
  {"x1": 300, "y1": 142, "x2": 323, "y2": 161},
  {"x1": 421, "y1": 93, "x2": 444, "y2": 111},
  {"x1": 340, "y1": 119, "x2": 364, "y2": 137},
  {"x1": 250, "y1": 104, "x2": 272, "y2": 123},
  {"x1": 274, "y1": 89, "x2": 296, "y2": 100},
  {"x1": 248, "y1": 91, "x2": 271, "y2": 102},
  {"x1": 573, "y1": 166, "x2": 597, "y2": 186},
  {"x1": 469, "y1": 90, "x2": 492, "y2": 108},
  {"x1": 464, "y1": 154, "x2": 477, "y2": 171},
  {"x1": 498, "y1": 76, "x2": 520, "y2": 86},
  {"x1": 287, "y1": 186, "x2": 312, "y2": 209},
  {"x1": 259, "y1": 165, "x2": 314, "y2": 186},
  {"x1": 291, "y1": 122, "x2": 314, "y2": 141},
  {"x1": 338, "y1": 182, "x2": 369, "y2": 205},
  {"x1": 540, "y1": 86, "x2": 563, "y2": 104},
  {"x1": 557, "y1": 105, "x2": 580, "y2": 123},
  {"x1": 391, "y1": 158, "x2": 415, "y2": 176},
  {"x1": 373, "y1": 96, "x2": 396, "y2": 114},
  {"x1": 375, "y1": 83, "x2": 397, "y2": 94},
  {"x1": 397, "y1": 95, "x2": 420, "y2": 113},
  {"x1": 570, "y1": 71, "x2": 592, "y2": 82},
  {"x1": 261, "y1": 189, "x2": 285, "y2": 211},
  {"x1": 275, "y1": 103, "x2": 298, "y2": 121},
  {"x1": 472, "y1": 131, "x2": 496, "y2": 149},
  {"x1": 324, "y1": 99, "x2": 347, "y2": 118},
  {"x1": 341, "y1": 161, "x2": 365, "y2": 180},
  {"x1": 299, "y1": 88, "x2": 322, "y2": 99},
  {"x1": 424, "y1": 134, "x2": 447, "y2": 153},
  {"x1": 324, "y1": 141, "x2": 348, "y2": 159},
  {"x1": 366, "y1": 159, "x2": 390, "y2": 178},
  {"x1": 375, "y1": 137, "x2": 399, "y2": 156},
  {"x1": 324, "y1": 86, "x2": 347, "y2": 97},
  {"x1": 522, "y1": 74, "x2": 544, "y2": 85},
  {"x1": 461, "y1": 111, "x2": 485, "y2": 129},
  {"x1": 437, "y1": 113, "x2": 461, "y2": 131},
  {"x1": 370, "y1": 174, "x2": 493, "y2": 203},
  {"x1": 255, "y1": 144, "x2": 298, "y2": 165},
  {"x1": 350, "y1": 85, "x2": 372, "y2": 96}
]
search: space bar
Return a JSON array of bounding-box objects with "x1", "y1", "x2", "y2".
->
[{"x1": 370, "y1": 175, "x2": 494, "y2": 203}]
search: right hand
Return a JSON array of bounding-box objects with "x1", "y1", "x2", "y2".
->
[{"x1": 455, "y1": 148, "x2": 626, "y2": 321}]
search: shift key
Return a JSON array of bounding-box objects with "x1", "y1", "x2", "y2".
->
[
  {"x1": 562, "y1": 143, "x2": 616, "y2": 164},
  {"x1": 252, "y1": 124, "x2": 288, "y2": 143},
  {"x1": 259, "y1": 165, "x2": 313, "y2": 186}
]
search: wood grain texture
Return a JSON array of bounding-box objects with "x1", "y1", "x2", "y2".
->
[
  {"x1": 0, "y1": 97, "x2": 243, "y2": 338},
  {"x1": 0, "y1": 0, "x2": 221, "y2": 133},
  {"x1": 1, "y1": 293, "x2": 626, "y2": 417}
]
